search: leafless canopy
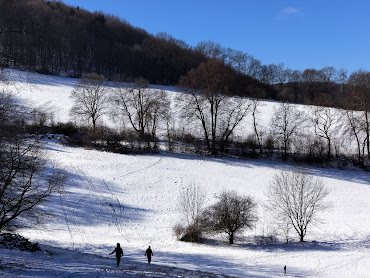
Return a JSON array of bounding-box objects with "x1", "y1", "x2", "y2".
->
[
  {"x1": 179, "y1": 183, "x2": 206, "y2": 227},
  {"x1": 266, "y1": 170, "x2": 329, "y2": 242},
  {"x1": 111, "y1": 78, "x2": 170, "y2": 148},
  {"x1": 310, "y1": 106, "x2": 338, "y2": 158},
  {"x1": 70, "y1": 73, "x2": 110, "y2": 131},
  {"x1": 0, "y1": 91, "x2": 64, "y2": 232},
  {"x1": 347, "y1": 71, "x2": 370, "y2": 159},
  {"x1": 178, "y1": 59, "x2": 251, "y2": 154},
  {"x1": 271, "y1": 102, "x2": 307, "y2": 160}
]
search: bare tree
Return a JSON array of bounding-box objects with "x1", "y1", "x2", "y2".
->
[
  {"x1": 0, "y1": 91, "x2": 64, "y2": 232},
  {"x1": 250, "y1": 98, "x2": 264, "y2": 153},
  {"x1": 201, "y1": 191, "x2": 257, "y2": 244},
  {"x1": 245, "y1": 56, "x2": 262, "y2": 80},
  {"x1": 0, "y1": 140, "x2": 64, "y2": 232},
  {"x1": 342, "y1": 109, "x2": 366, "y2": 166},
  {"x1": 321, "y1": 66, "x2": 337, "y2": 83},
  {"x1": 310, "y1": 106, "x2": 338, "y2": 159},
  {"x1": 178, "y1": 59, "x2": 251, "y2": 154},
  {"x1": 195, "y1": 40, "x2": 226, "y2": 61},
  {"x1": 302, "y1": 69, "x2": 324, "y2": 102},
  {"x1": 174, "y1": 183, "x2": 206, "y2": 242},
  {"x1": 337, "y1": 68, "x2": 348, "y2": 87},
  {"x1": 155, "y1": 32, "x2": 189, "y2": 49},
  {"x1": 286, "y1": 70, "x2": 302, "y2": 102},
  {"x1": 257, "y1": 64, "x2": 279, "y2": 86},
  {"x1": 347, "y1": 71, "x2": 370, "y2": 158},
  {"x1": 266, "y1": 170, "x2": 329, "y2": 242},
  {"x1": 275, "y1": 63, "x2": 290, "y2": 98},
  {"x1": 111, "y1": 78, "x2": 170, "y2": 148},
  {"x1": 279, "y1": 216, "x2": 293, "y2": 244},
  {"x1": 29, "y1": 102, "x2": 56, "y2": 133},
  {"x1": 164, "y1": 108, "x2": 175, "y2": 152},
  {"x1": 70, "y1": 73, "x2": 110, "y2": 131},
  {"x1": 270, "y1": 102, "x2": 307, "y2": 160},
  {"x1": 179, "y1": 183, "x2": 206, "y2": 226},
  {"x1": 225, "y1": 48, "x2": 248, "y2": 74}
]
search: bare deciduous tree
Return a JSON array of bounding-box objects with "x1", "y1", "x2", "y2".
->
[
  {"x1": 0, "y1": 141, "x2": 64, "y2": 231},
  {"x1": 347, "y1": 70, "x2": 370, "y2": 159},
  {"x1": 275, "y1": 63, "x2": 290, "y2": 98},
  {"x1": 244, "y1": 56, "x2": 262, "y2": 80},
  {"x1": 271, "y1": 102, "x2": 307, "y2": 160},
  {"x1": 111, "y1": 78, "x2": 170, "y2": 148},
  {"x1": 266, "y1": 170, "x2": 329, "y2": 242},
  {"x1": 201, "y1": 191, "x2": 257, "y2": 244},
  {"x1": 311, "y1": 106, "x2": 338, "y2": 159},
  {"x1": 250, "y1": 98, "x2": 264, "y2": 153},
  {"x1": 257, "y1": 64, "x2": 278, "y2": 85},
  {"x1": 178, "y1": 59, "x2": 251, "y2": 154},
  {"x1": 174, "y1": 183, "x2": 206, "y2": 242},
  {"x1": 286, "y1": 70, "x2": 302, "y2": 102},
  {"x1": 342, "y1": 109, "x2": 366, "y2": 166},
  {"x1": 70, "y1": 73, "x2": 110, "y2": 131},
  {"x1": 0, "y1": 91, "x2": 64, "y2": 232},
  {"x1": 179, "y1": 183, "x2": 206, "y2": 226},
  {"x1": 195, "y1": 40, "x2": 226, "y2": 61},
  {"x1": 225, "y1": 48, "x2": 248, "y2": 74},
  {"x1": 302, "y1": 69, "x2": 324, "y2": 102}
]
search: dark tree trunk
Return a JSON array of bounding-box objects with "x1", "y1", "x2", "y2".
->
[{"x1": 229, "y1": 233, "x2": 234, "y2": 244}]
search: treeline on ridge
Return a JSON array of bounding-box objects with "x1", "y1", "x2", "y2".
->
[
  {"x1": 0, "y1": 0, "x2": 198, "y2": 84},
  {"x1": 0, "y1": 0, "x2": 267, "y2": 96},
  {"x1": 0, "y1": 0, "x2": 367, "y2": 109}
]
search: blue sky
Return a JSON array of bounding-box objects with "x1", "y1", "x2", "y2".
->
[{"x1": 61, "y1": 0, "x2": 370, "y2": 74}]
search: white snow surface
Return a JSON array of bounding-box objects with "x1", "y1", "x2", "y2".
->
[{"x1": 0, "y1": 70, "x2": 369, "y2": 277}]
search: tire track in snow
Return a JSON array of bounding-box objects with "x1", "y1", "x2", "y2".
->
[
  {"x1": 105, "y1": 157, "x2": 164, "y2": 243},
  {"x1": 304, "y1": 253, "x2": 370, "y2": 277},
  {"x1": 59, "y1": 166, "x2": 125, "y2": 249},
  {"x1": 110, "y1": 157, "x2": 163, "y2": 182},
  {"x1": 60, "y1": 158, "x2": 163, "y2": 248}
]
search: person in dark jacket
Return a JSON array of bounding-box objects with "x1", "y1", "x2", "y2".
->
[
  {"x1": 110, "y1": 243, "x2": 123, "y2": 266},
  {"x1": 145, "y1": 246, "x2": 153, "y2": 264}
]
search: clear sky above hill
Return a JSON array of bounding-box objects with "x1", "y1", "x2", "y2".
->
[{"x1": 61, "y1": 0, "x2": 370, "y2": 74}]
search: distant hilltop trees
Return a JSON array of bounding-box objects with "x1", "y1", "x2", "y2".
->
[
  {"x1": 0, "y1": 0, "x2": 203, "y2": 84},
  {"x1": 0, "y1": 0, "x2": 369, "y2": 109}
]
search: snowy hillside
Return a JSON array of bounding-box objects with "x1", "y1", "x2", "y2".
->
[
  {"x1": 3, "y1": 70, "x2": 281, "y2": 138},
  {"x1": 1, "y1": 70, "x2": 369, "y2": 277},
  {"x1": 4, "y1": 69, "x2": 356, "y2": 155}
]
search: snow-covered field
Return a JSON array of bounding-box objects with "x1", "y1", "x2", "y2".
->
[{"x1": 1, "y1": 71, "x2": 369, "y2": 277}]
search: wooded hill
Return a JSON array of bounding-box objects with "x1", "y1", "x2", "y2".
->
[
  {"x1": 1, "y1": 0, "x2": 368, "y2": 108},
  {"x1": 0, "y1": 0, "x2": 198, "y2": 83},
  {"x1": 0, "y1": 0, "x2": 270, "y2": 96}
]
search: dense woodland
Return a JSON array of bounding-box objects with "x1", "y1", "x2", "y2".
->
[
  {"x1": 0, "y1": 0, "x2": 267, "y2": 97},
  {"x1": 0, "y1": 0, "x2": 362, "y2": 107}
]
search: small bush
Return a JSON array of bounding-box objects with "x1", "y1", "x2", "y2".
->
[
  {"x1": 173, "y1": 223, "x2": 203, "y2": 243},
  {"x1": 51, "y1": 122, "x2": 79, "y2": 137},
  {"x1": 0, "y1": 233, "x2": 40, "y2": 252}
]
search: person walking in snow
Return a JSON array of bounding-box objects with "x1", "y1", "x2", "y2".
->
[
  {"x1": 145, "y1": 246, "x2": 153, "y2": 264},
  {"x1": 284, "y1": 265, "x2": 286, "y2": 275},
  {"x1": 110, "y1": 243, "x2": 123, "y2": 266}
]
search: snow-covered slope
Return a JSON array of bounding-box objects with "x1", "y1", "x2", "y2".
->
[
  {"x1": 2, "y1": 141, "x2": 367, "y2": 277},
  {"x1": 1, "y1": 71, "x2": 369, "y2": 277}
]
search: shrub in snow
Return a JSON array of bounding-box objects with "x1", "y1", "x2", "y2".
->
[
  {"x1": 174, "y1": 183, "x2": 206, "y2": 243},
  {"x1": 174, "y1": 223, "x2": 203, "y2": 243},
  {"x1": 201, "y1": 191, "x2": 258, "y2": 244},
  {"x1": 0, "y1": 233, "x2": 40, "y2": 252}
]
